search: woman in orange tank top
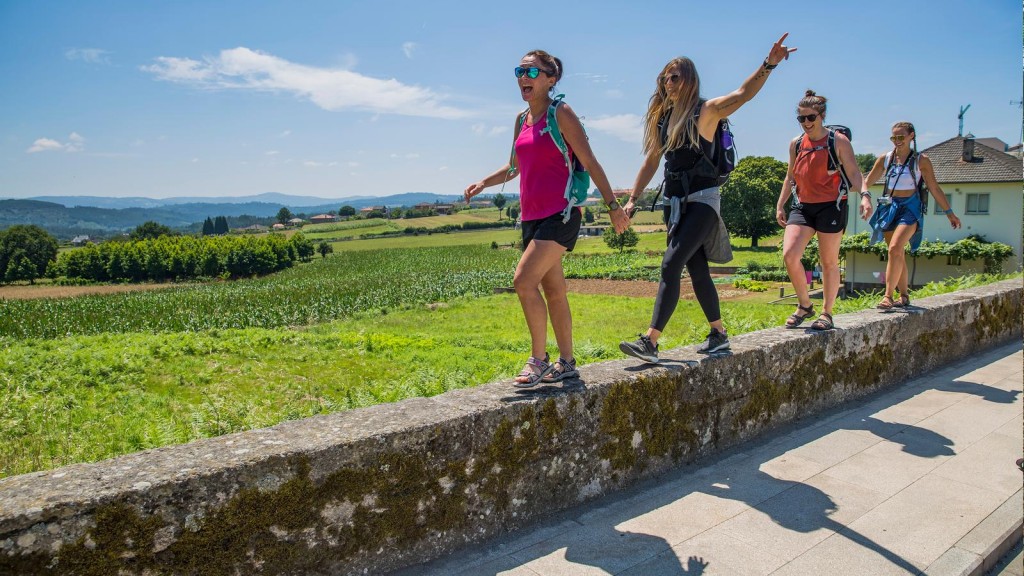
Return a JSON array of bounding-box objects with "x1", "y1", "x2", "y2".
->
[{"x1": 775, "y1": 91, "x2": 872, "y2": 331}]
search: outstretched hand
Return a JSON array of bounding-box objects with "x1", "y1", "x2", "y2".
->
[{"x1": 767, "y1": 33, "x2": 797, "y2": 66}]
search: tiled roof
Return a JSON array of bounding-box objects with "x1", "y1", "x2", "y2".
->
[
  {"x1": 920, "y1": 137, "x2": 1022, "y2": 184},
  {"x1": 871, "y1": 136, "x2": 1022, "y2": 185}
]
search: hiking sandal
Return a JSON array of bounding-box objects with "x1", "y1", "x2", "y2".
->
[
  {"x1": 895, "y1": 293, "x2": 910, "y2": 308},
  {"x1": 542, "y1": 357, "x2": 579, "y2": 383},
  {"x1": 514, "y1": 354, "x2": 552, "y2": 389},
  {"x1": 809, "y1": 313, "x2": 834, "y2": 331},
  {"x1": 785, "y1": 303, "x2": 816, "y2": 328},
  {"x1": 876, "y1": 295, "x2": 896, "y2": 310}
]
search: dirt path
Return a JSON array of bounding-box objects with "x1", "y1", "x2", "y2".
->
[{"x1": 0, "y1": 283, "x2": 182, "y2": 300}]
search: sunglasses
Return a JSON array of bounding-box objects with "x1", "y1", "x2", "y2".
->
[
  {"x1": 796, "y1": 114, "x2": 819, "y2": 123},
  {"x1": 514, "y1": 66, "x2": 552, "y2": 79},
  {"x1": 890, "y1": 135, "x2": 909, "y2": 143},
  {"x1": 661, "y1": 73, "x2": 682, "y2": 84}
]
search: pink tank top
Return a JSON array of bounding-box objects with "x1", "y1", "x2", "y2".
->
[{"x1": 515, "y1": 115, "x2": 570, "y2": 221}]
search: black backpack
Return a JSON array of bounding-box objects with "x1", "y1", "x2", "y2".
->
[{"x1": 790, "y1": 125, "x2": 853, "y2": 208}]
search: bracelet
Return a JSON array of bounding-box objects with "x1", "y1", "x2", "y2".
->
[
  {"x1": 943, "y1": 208, "x2": 954, "y2": 215},
  {"x1": 762, "y1": 58, "x2": 777, "y2": 70},
  {"x1": 859, "y1": 191, "x2": 871, "y2": 199},
  {"x1": 606, "y1": 201, "x2": 621, "y2": 211}
]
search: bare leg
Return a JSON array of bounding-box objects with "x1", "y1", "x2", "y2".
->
[
  {"x1": 782, "y1": 224, "x2": 818, "y2": 313},
  {"x1": 816, "y1": 231, "x2": 843, "y2": 315},
  {"x1": 540, "y1": 261, "x2": 572, "y2": 361},
  {"x1": 513, "y1": 239, "x2": 568, "y2": 361},
  {"x1": 884, "y1": 224, "x2": 917, "y2": 299}
]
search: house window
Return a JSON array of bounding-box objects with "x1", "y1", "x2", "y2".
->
[
  {"x1": 946, "y1": 255, "x2": 962, "y2": 266},
  {"x1": 965, "y1": 193, "x2": 990, "y2": 215},
  {"x1": 933, "y1": 193, "x2": 952, "y2": 214}
]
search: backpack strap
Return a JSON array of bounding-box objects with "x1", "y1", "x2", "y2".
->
[
  {"x1": 825, "y1": 128, "x2": 852, "y2": 209},
  {"x1": 540, "y1": 94, "x2": 586, "y2": 223}
]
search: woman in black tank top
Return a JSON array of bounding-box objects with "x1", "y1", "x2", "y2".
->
[{"x1": 618, "y1": 34, "x2": 795, "y2": 363}]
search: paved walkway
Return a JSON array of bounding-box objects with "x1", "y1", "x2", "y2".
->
[{"x1": 396, "y1": 342, "x2": 1023, "y2": 576}]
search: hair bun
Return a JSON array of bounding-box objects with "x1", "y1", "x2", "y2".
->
[{"x1": 804, "y1": 89, "x2": 816, "y2": 97}]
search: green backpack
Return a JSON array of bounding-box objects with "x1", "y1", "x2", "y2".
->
[{"x1": 505, "y1": 94, "x2": 590, "y2": 223}]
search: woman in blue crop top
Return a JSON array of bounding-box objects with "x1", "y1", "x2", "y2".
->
[
  {"x1": 862, "y1": 121, "x2": 960, "y2": 309},
  {"x1": 618, "y1": 34, "x2": 795, "y2": 363}
]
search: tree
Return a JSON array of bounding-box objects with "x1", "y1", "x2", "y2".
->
[
  {"x1": 720, "y1": 156, "x2": 787, "y2": 247},
  {"x1": 856, "y1": 153, "x2": 878, "y2": 177},
  {"x1": 507, "y1": 204, "x2": 520, "y2": 222},
  {"x1": 584, "y1": 207, "x2": 595, "y2": 224},
  {"x1": 276, "y1": 207, "x2": 293, "y2": 224},
  {"x1": 214, "y1": 216, "x2": 230, "y2": 235},
  {"x1": 130, "y1": 221, "x2": 175, "y2": 241},
  {"x1": 0, "y1": 224, "x2": 59, "y2": 284},
  {"x1": 493, "y1": 193, "x2": 507, "y2": 219},
  {"x1": 201, "y1": 217, "x2": 215, "y2": 236},
  {"x1": 339, "y1": 205, "x2": 356, "y2": 217},
  {"x1": 603, "y1": 226, "x2": 639, "y2": 253},
  {"x1": 317, "y1": 241, "x2": 333, "y2": 259}
]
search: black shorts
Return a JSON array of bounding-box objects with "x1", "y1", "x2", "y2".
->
[
  {"x1": 787, "y1": 200, "x2": 848, "y2": 234},
  {"x1": 522, "y1": 207, "x2": 582, "y2": 252}
]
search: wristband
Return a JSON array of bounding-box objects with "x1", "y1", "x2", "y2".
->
[
  {"x1": 859, "y1": 191, "x2": 871, "y2": 199},
  {"x1": 943, "y1": 208, "x2": 954, "y2": 215},
  {"x1": 762, "y1": 58, "x2": 777, "y2": 70}
]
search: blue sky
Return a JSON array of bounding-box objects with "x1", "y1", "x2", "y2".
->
[{"x1": 1, "y1": 0, "x2": 1020, "y2": 200}]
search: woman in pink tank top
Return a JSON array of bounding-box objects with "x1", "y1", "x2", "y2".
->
[{"x1": 465, "y1": 49, "x2": 630, "y2": 388}]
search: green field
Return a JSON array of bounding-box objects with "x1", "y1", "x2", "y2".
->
[{"x1": 3, "y1": 216, "x2": 1015, "y2": 479}]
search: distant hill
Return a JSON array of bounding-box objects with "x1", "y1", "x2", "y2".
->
[
  {"x1": 1, "y1": 192, "x2": 480, "y2": 240},
  {"x1": 23, "y1": 192, "x2": 463, "y2": 210}
]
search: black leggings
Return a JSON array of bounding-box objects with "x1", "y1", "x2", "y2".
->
[{"x1": 651, "y1": 202, "x2": 721, "y2": 331}]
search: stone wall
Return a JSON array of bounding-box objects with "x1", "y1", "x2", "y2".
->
[{"x1": 1, "y1": 279, "x2": 1020, "y2": 575}]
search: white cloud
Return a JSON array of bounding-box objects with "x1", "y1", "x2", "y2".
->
[
  {"x1": 347, "y1": 161, "x2": 359, "y2": 167},
  {"x1": 303, "y1": 160, "x2": 323, "y2": 167},
  {"x1": 585, "y1": 114, "x2": 644, "y2": 143},
  {"x1": 472, "y1": 124, "x2": 509, "y2": 137},
  {"x1": 605, "y1": 89, "x2": 624, "y2": 99},
  {"x1": 439, "y1": 166, "x2": 448, "y2": 171},
  {"x1": 26, "y1": 133, "x2": 85, "y2": 153},
  {"x1": 142, "y1": 47, "x2": 470, "y2": 119},
  {"x1": 191, "y1": 158, "x2": 199, "y2": 163},
  {"x1": 402, "y1": 42, "x2": 418, "y2": 59},
  {"x1": 265, "y1": 150, "x2": 279, "y2": 156},
  {"x1": 65, "y1": 48, "x2": 110, "y2": 64},
  {"x1": 574, "y1": 72, "x2": 607, "y2": 84}
]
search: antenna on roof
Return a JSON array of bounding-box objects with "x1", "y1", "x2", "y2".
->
[
  {"x1": 957, "y1": 104, "x2": 971, "y2": 137},
  {"x1": 1012, "y1": 100, "x2": 1023, "y2": 145}
]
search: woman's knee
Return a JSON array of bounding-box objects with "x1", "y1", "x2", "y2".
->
[{"x1": 513, "y1": 271, "x2": 539, "y2": 293}]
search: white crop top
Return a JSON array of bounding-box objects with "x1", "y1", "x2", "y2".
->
[{"x1": 884, "y1": 152, "x2": 922, "y2": 191}]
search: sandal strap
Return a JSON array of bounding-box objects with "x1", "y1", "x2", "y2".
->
[{"x1": 798, "y1": 303, "x2": 815, "y2": 314}]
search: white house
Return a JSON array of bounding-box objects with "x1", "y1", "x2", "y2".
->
[{"x1": 844, "y1": 136, "x2": 1023, "y2": 289}]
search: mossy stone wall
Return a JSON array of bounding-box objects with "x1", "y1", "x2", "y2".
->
[{"x1": 1, "y1": 279, "x2": 1019, "y2": 575}]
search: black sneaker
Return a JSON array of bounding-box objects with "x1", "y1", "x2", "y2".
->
[
  {"x1": 697, "y1": 329, "x2": 730, "y2": 354},
  {"x1": 619, "y1": 334, "x2": 659, "y2": 363}
]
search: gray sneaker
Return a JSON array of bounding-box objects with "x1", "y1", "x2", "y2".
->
[
  {"x1": 619, "y1": 334, "x2": 659, "y2": 363},
  {"x1": 697, "y1": 329, "x2": 730, "y2": 354}
]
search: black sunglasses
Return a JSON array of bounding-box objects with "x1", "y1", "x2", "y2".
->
[
  {"x1": 514, "y1": 66, "x2": 552, "y2": 79},
  {"x1": 796, "y1": 114, "x2": 819, "y2": 123},
  {"x1": 661, "y1": 73, "x2": 682, "y2": 84}
]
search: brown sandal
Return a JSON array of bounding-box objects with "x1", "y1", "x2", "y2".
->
[
  {"x1": 876, "y1": 295, "x2": 896, "y2": 311},
  {"x1": 895, "y1": 294, "x2": 910, "y2": 308},
  {"x1": 809, "y1": 313, "x2": 834, "y2": 331}
]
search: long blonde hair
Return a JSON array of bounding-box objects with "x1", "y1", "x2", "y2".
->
[{"x1": 642, "y1": 57, "x2": 702, "y2": 155}]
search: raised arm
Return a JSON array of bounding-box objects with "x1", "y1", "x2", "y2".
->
[
  {"x1": 699, "y1": 33, "x2": 796, "y2": 138},
  {"x1": 555, "y1": 103, "x2": 631, "y2": 233}
]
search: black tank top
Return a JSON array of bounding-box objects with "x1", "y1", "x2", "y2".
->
[{"x1": 660, "y1": 107, "x2": 718, "y2": 197}]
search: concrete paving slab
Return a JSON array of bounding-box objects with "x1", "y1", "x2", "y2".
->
[
  {"x1": 770, "y1": 530, "x2": 920, "y2": 575},
  {"x1": 614, "y1": 490, "x2": 751, "y2": 547},
  {"x1": 821, "y1": 435, "x2": 952, "y2": 496},
  {"x1": 799, "y1": 473, "x2": 890, "y2": 526},
  {"x1": 628, "y1": 531, "x2": 789, "y2": 576},
  {"x1": 932, "y1": 433, "x2": 1024, "y2": 497},
  {"x1": 782, "y1": 428, "x2": 882, "y2": 468},
  {"x1": 914, "y1": 396, "x2": 1021, "y2": 449},
  {"x1": 955, "y1": 489, "x2": 1023, "y2": 558},
  {"x1": 993, "y1": 413, "x2": 1023, "y2": 439},
  {"x1": 840, "y1": 474, "x2": 1007, "y2": 568},
  {"x1": 871, "y1": 388, "x2": 972, "y2": 424},
  {"x1": 509, "y1": 527, "x2": 669, "y2": 576}
]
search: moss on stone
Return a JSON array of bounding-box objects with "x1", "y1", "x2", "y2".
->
[{"x1": 598, "y1": 373, "x2": 700, "y2": 473}]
